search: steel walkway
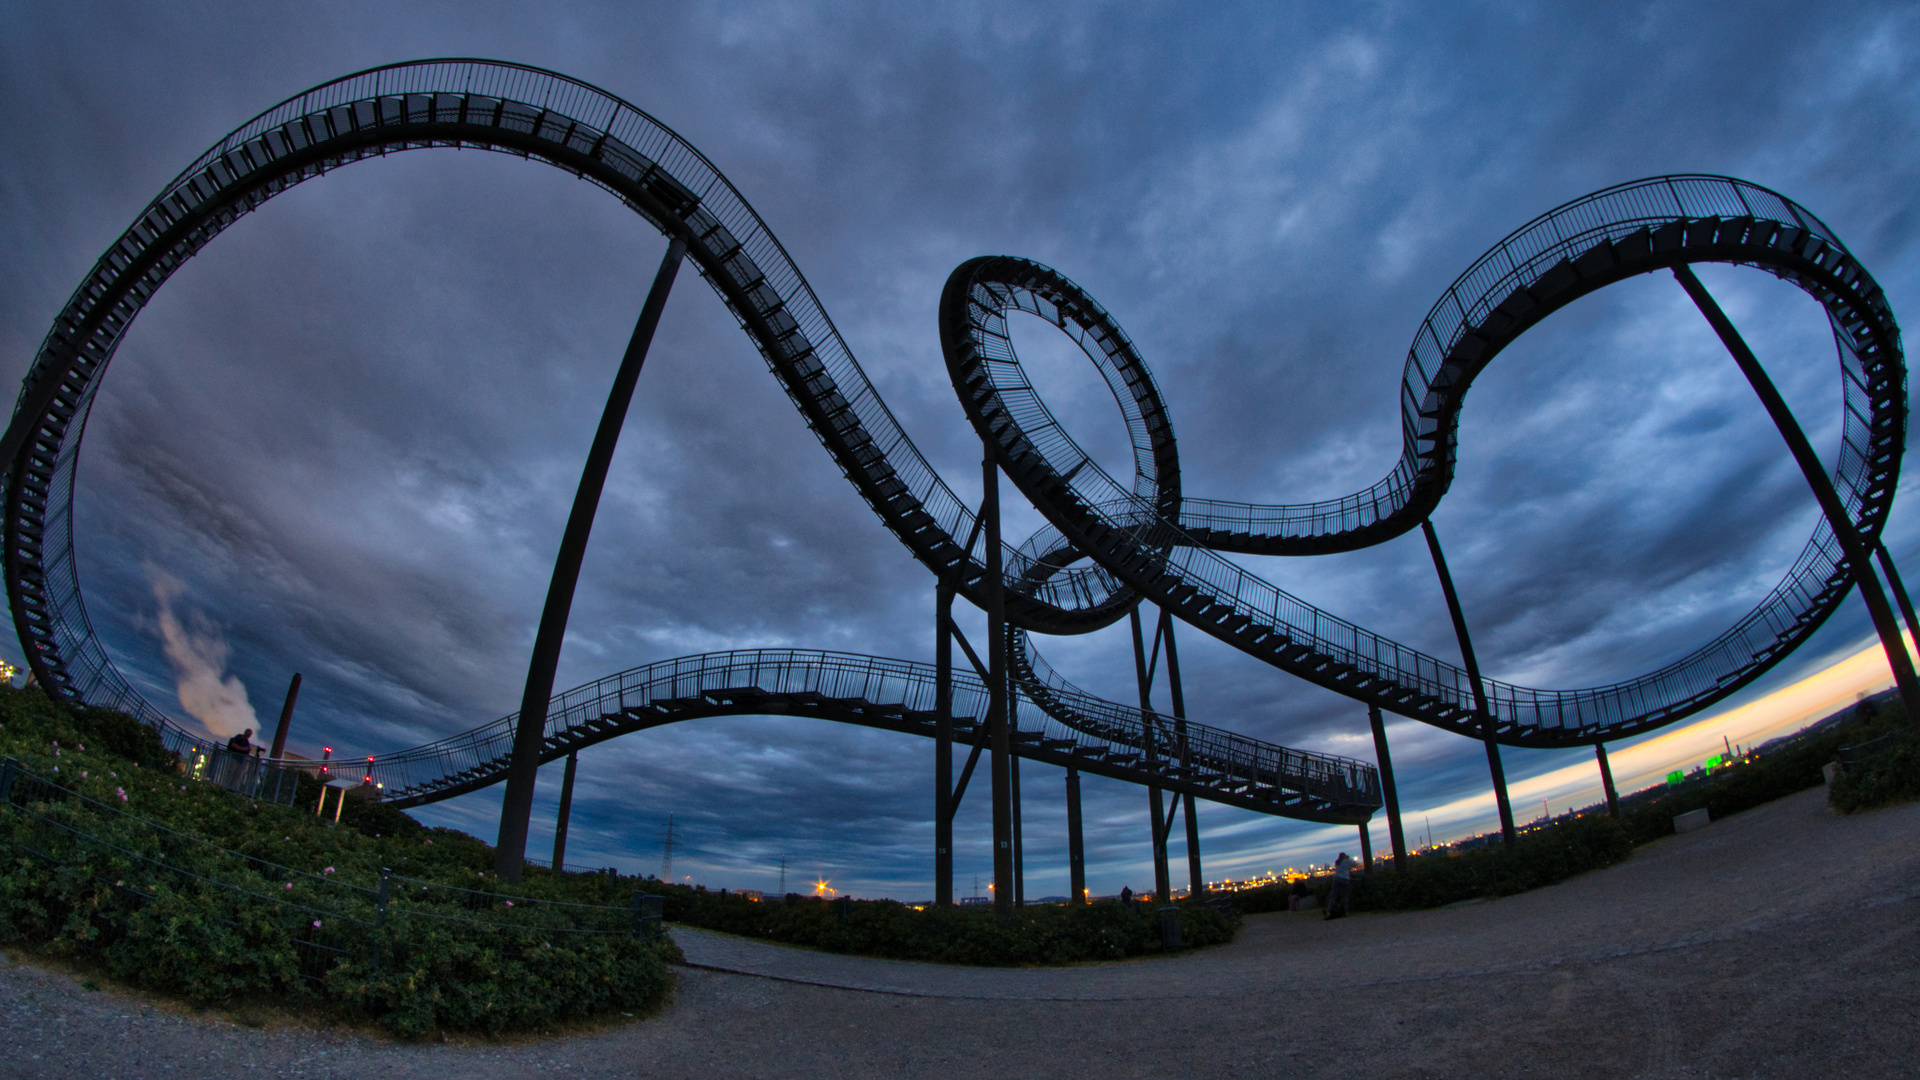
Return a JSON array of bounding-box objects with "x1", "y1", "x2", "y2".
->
[
  {"x1": 0, "y1": 59, "x2": 1903, "y2": 773},
  {"x1": 366, "y1": 647, "x2": 1378, "y2": 822}
]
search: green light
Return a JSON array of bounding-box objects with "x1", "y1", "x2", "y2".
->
[{"x1": 1666, "y1": 770, "x2": 1684, "y2": 787}]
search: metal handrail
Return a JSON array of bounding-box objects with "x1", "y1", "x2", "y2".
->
[
  {"x1": 0, "y1": 61, "x2": 1902, "y2": 774},
  {"x1": 350, "y1": 646, "x2": 1377, "y2": 815}
]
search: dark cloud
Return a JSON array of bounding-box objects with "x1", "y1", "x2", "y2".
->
[{"x1": 3, "y1": 1, "x2": 1919, "y2": 896}]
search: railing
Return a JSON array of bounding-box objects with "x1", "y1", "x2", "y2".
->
[
  {"x1": 356, "y1": 647, "x2": 1379, "y2": 815},
  {"x1": 0, "y1": 56, "x2": 1901, "y2": 782},
  {"x1": 951, "y1": 179, "x2": 1900, "y2": 738}
]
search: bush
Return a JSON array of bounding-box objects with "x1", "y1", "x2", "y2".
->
[
  {"x1": 0, "y1": 686, "x2": 678, "y2": 1036},
  {"x1": 1220, "y1": 814, "x2": 1634, "y2": 914},
  {"x1": 649, "y1": 885, "x2": 1237, "y2": 965},
  {"x1": 1830, "y1": 733, "x2": 1920, "y2": 813}
]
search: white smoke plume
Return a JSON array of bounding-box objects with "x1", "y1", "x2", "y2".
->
[{"x1": 146, "y1": 563, "x2": 259, "y2": 739}]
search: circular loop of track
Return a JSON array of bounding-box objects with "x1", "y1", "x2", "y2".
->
[
  {"x1": 944, "y1": 188, "x2": 1905, "y2": 746},
  {"x1": 2, "y1": 60, "x2": 1905, "y2": 752}
]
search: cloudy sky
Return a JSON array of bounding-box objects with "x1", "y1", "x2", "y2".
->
[{"x1": 3, "y1": 2, "x2": 1918, "y2": 899}]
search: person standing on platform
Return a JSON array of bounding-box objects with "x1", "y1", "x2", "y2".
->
[{"x1": 1326, "y1": 852, "x2": 1354, "y2": 920}]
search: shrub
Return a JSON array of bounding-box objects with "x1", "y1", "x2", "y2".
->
[
  {"x1": 649, "y1": 884, "x2": 1237, "y2": 965},
  {"x1": 1830, "y1": 733, "x2": 1920, "y2": 813},
  {"x1": 0, "y1": 687, "x2": 677, "y2": 1036},
  {"x1": 1220, "y1": 813, "x2": 1634, "y2": 914}
]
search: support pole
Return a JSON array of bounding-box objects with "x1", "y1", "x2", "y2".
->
[
  {"x1": 495, "y1": 237, "x2": 687, "y2": 881},
  {"x1": 551, "y1": 750, "x2": 578, "y2": 873},
  {"x1": 1011, "y1": 747, "x2": 1025, "y2": 906},
  {"x1": 1066, "y1": 766, "x2": 1086, "y2": 904},
  {"x1": 935, "y1": 584, "x2": 955, "y2": 906},
  {"x1": 1673, "y1": 264, "x2": 1920, "y2": 727},
  {"x1": 1595, "y1": 742, "x2": 1619, "y2": 818},
  {"x1": 1422, "y1": 519, "x2": 1517, "y2": 845},
  {"x1": 1876, "y1": 543, "x2": 1920, "y2": 648},
  {"x1": 1358, "y1": 820, "x2": 1374, "y2": 874},
  {"x1": 268, "y1": 673, "x2": 301, "y2": 761},
  {"x1": 1160, "y1": 608, "x2": 1203, "y2": 897},
  {"x1": 1131, "y1": 606, "x2": 1173, "y2": 904},
  {"x1": 984, "y1": 455, "x2": 1015, "y2": 919},
  {"x1": 1367, "y1": 704, "x2": 1408, "y2": 872}
]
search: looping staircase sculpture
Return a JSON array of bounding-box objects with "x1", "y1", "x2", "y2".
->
[{"x1": 0, "y1": 60, "x2": 1902, "y2": 833}]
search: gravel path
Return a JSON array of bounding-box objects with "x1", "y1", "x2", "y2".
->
[{"x1": 5, "y1": 786, "x2": 1917, "y2": 1078}]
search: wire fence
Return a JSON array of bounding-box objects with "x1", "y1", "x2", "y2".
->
[{"x1": 0, "y1": 757, "x2": 663, "y2": 985}]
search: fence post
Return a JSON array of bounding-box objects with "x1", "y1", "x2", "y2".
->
[
  {"x1": 630, "y1": 892, "x2": 663, "y2": 937},
  {"x1": 0, "y1": 758, "x2": 16, "y2": 806}
]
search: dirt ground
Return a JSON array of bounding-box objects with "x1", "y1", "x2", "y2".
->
[{"x1": 4, "y1": 785, "x2": 1916, "y2": 1079}]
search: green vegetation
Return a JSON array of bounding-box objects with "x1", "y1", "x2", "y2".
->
[
  {"x1": 0, "y1": 682, "x2": 1231, "y2": 1041},
  {"x1": 1622, "y1": 697, "x2": 1907, "y2": 833},
  {"x1": 1225, "y1": 695, "x2": 1919, "y2": 916},
  {"x1": 652, "y1": 885, "x2": 1238, "y2": 965},
  {"x1": 10, "y1": 668, "x2": 1911, "y2": 1030},
  {"x1": 1829, "y1": 711, "x2": 1920, "y2": 813},
  {"x1": 0, "y1": 687, "x2": 677, "y2": 1037},
  {"x1": 1228, "y1": 814, "x2": 1635, "y2": 915}
]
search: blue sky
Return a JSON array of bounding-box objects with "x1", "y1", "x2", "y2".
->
[{"x1": 3, "y1": 2, "x2": 1918, "y2": 898}]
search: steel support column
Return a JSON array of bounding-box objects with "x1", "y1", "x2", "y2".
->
[
  {"x1": 495, "y1": 237, "x2": 687, "y2": 880},
  {"x1": 1367, "y1": 704, "x2": 1408, "y2": 872},
  {"x1": 983, "y1": 455, "x2": 1015, "y2": 918},
  {"x1": 1131, "y1": 606, "x2": 1173, "y2": 904},
  {"x1": 1674, "y1": 265, "x2": 1920, "y2": 727},
  {"x1": 1877, "y1": 543, "x2": 1920, "y2": 647},
  {"x1": 935, "y1": 584, "x2": 955, "y2": 906},
  {"x1": 268, "y1": 672, "x2": 301, "y2": 761},
  {"x1": 1358, "y1": 820, "x2": 1373, "y2": 874},
  {"x1": 1595, "y1": 742, "x2": 1620, "y2": 818},
  {"x1": 1160, "y1": 607, "x2": 1203, "y2": 896},
  {"x1": 1011, "y1": 747, "x2": 1025, "y2": 906},
  {"x1": 1422, "y1": 519, "x2": 1517, "y2": 845},
  {"x1": 1066, "y1": 766, "x2": 1086, "y2": 904},
  {"x1": 551, "y1": 750, "x2": 579, "y2": 873}
]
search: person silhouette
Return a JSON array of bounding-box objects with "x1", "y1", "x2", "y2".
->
[{"x1": 1326, "y1": 852, "x2": 1354, "y2": 920}]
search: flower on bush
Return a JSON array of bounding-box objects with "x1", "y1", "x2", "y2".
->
[
  {"x1": 116, "y1": 787, "x2": 126, "y2": 802},
  {"x1": 504, "y1": 900, "x2": 514, "y2": 908},
  {"x1": 323, "y1": 867, "x2": 335, "y2": 875},
  {"x1": 312, "y1": 920, "x2": 322, "y2": 929},
  {"x1": 285, "y1": 883, "x2": 293, "y2": 890}
]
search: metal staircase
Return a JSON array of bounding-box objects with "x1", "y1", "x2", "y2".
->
[{"x1": 0, "y1": 61, "x2": 1903, "y2": 782}]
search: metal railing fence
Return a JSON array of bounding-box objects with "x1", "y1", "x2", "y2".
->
[{"x1": 357, "y1": 647, "x2": 1378, "y2": 813}]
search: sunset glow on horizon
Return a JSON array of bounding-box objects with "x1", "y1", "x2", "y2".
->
[{"x1": 1401, "y1": 631, "x2": 1914, "y2": 842}]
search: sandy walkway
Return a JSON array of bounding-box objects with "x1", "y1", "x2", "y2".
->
[{"x1": 5, "y1": 786, "x2": 1917, "y2": 1078}]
